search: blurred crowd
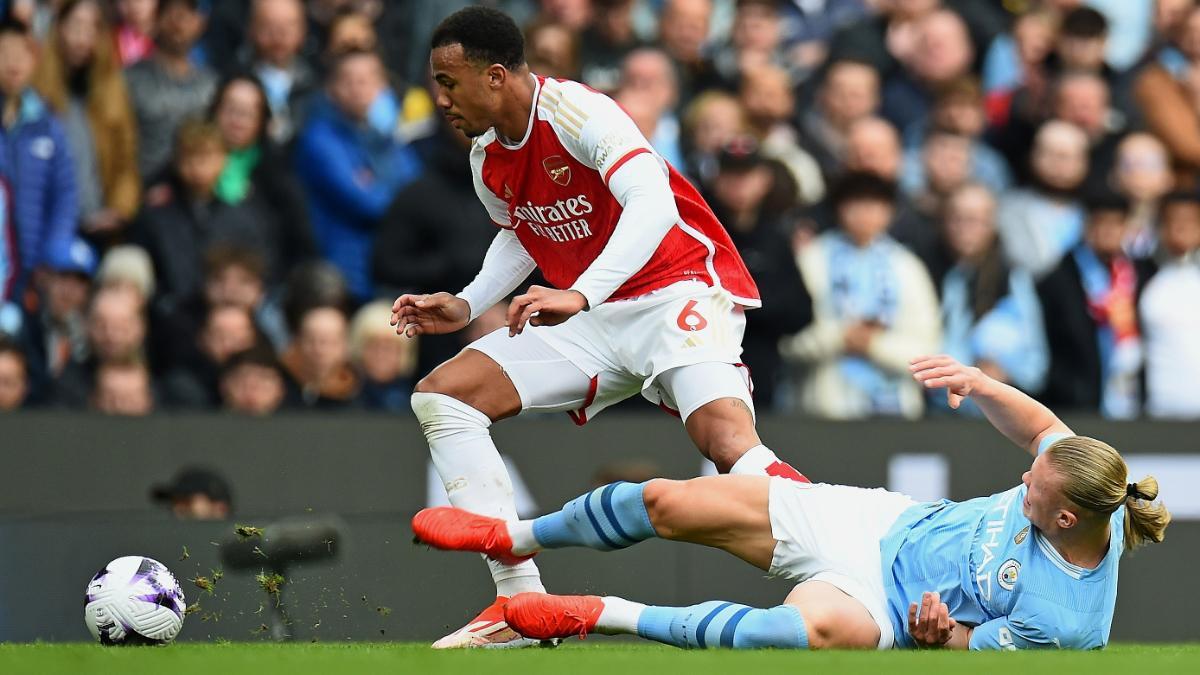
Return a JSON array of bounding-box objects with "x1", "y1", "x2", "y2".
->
[{"x1": 0, "y1": 0, "x2": 1198, "y2": 422}]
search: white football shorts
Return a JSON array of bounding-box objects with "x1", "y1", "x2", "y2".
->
[{"x1": 765, "y1": 478, "x2": 917, "y2": 649}]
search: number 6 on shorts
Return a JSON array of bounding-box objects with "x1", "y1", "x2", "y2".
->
[{"x1": 676, "y1": 299, "x2": 708, "y2": 332}]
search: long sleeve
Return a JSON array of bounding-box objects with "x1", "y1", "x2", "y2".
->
[
  {"x1": 43, "y1": 119, "x2": 79, "y2": 262},
  {"x1": 568, "y1": 152, "x2": 680, "y2": 308},
  {"x1": 295, "y1": 119, "x2": 417, "y2": 224},
  {"x1": 456, "y1": 229, "x2": 536, "y2": 322}
]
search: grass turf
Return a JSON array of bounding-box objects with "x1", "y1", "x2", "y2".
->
[{"x1": 2, "y1": 642, "x2": 1199, "y2": 675}]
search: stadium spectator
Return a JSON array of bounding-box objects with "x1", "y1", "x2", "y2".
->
[
  {"x1": 90, "y1": 357, "x2": 154, "y2": 416},
  {"x1": 54, "y1": 284, "x2": 147, "y2": 407},
  {"x1": 706, "y1": 138, "x2": 812, "y2": 409},
  {"x1": 1135, "y1": 4, "x2": 1200, "y2": 184},
  {"x1": 981, "y1": 8, "x2": 1055, "y2": 117},
  {"x1": 162, "y1": 304, "x2": 263, "y2": 408},
  {"x1": 738, "y1": 64, "x2": 824, "y2": 205},
  {"x1": 578, "y1": 0, "x2": 642, "y2": 93},
  {"x1": 281, "y1": 305, "x2": 359, "y2": 409},
  {"x1": 135, "y1": 120, "x2": 294, "y2": 316},
  {"x1": 903, "y1": 130, "x2": 973, "y2": 221},
  {"x1": 20, "y1": 237, "x2": 96, "y2": 397},
  {"x1": 32, "y1": 0, "x2": 141, "y2": 241},
  {"x1": 997, "y1": 120, "x2": 1089, "y2": 280},
  {"x1": 658, "y1": 0, "x2": 719, "y2": 103},
  {"x1": 125, "y1": 0, "x2": 217, "y2": 178},
  {"x1": 615, "y1": 48, "x2": 684, "y2": 170},
  {"x1": 1112, "y1": 133, "x2": 1173, "y2": 259},
  {"x1": 242, "y1": 0, "x2": 318, "y2": 144},
  {"x1": 936, "y1": 183, "x2": 1047, "y2": 413},
  {"x1": 294, "y1": 49, "x2": 423, "y2": 302},
  {"x1": 208, "y1": 74, "x2": 317, "y2": 273},
  {"x1": 781, "y1": 172, "x2": 941, "y2": 419},
  {"x1": 900, "y1": 77, "x2": 1011, "y2": 195},
  {"x1": 1139, "y1": 191, "x2": 1200, "y2": 419},
  {"x1": 150, "y1": 467, "x2": 233, "y2": 520},
  {"x1": 373, "y1": 122, "x2": 494, "y2": 378},
  {"x1": 113, "y1": 0, "x2": 157, "y2": 66},
  {"x1": 825, "y1": 0, "x2": 939, "y2": 78},
  {"x1": 1052, "y1": 71, "x2": 1123, "y2": 194},
  {"x1": 881, "y1": 8, "x2": 975, "y2": 136},
  {"x1": 797, "y1": 58, "x2": 880, "y2": 180},
  {"x1": 525, "y1": 18, "x2": 581, "y2": 81},
  {"x1": 709, "y1": 0, "x2": 788, "y2": 88},
  {"x1": 349, "y1": 300, "x2": 416, "y2": 412},
  {"x1": 325, "y1": 5, "x2": 378, "y2": 57},
  {"x1": 95, "y1": 245, "x2": 156, "y2": 309},
  {"x1": 0, "y1": 334, "x2": 30, "y2": 411},
  {"x1": 1037, "y1": 193, "x2": 1154, "y2": 418},
  {"x1": 681, "y1": 90, "x2": 747, "y2": 188},
  {"x1": 219, "y1": 344, "x2": 288, "y2": 415},
  {"x1": 0, "y1": 17, "x2": 79, "y2": 295}
]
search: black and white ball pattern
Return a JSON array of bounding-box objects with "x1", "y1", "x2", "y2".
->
[{"x1": 84, "y1": 556, "x2": 185, "y2": 645}]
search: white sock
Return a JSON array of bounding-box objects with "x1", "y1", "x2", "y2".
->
[
  {"x1": 508, "y1": 520, "x2": 540, "y2": 556},
  {"x1": 728, "y1": 444, "x2": 784, "y2": 475},
  {"x1": 595, "y1": 596, "x2": 647, "y2": 635},
  {"x1": 412, "y1": 392, "x2": 545, "y2": 597}
]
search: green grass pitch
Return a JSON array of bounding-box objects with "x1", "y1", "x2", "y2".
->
[{"x1": 3, "y1": 642, "x2": 1199, "y2": 675}]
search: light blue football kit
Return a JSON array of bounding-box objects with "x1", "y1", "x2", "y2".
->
[{"x1": 880, "y1": 434, "x2": 1123, "y2": 649}]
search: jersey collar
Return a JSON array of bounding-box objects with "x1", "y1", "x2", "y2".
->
[{"x1": 496, "y1": 72, "x2": 541, "y2": 151}]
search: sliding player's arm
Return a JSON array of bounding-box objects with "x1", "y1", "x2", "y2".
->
[
  {"x1": 909, "y1": 355, "x2": 1071, "y2": 457},
  {"x1": 508, "y1": 84, "x2": 680, "y2": 337}
]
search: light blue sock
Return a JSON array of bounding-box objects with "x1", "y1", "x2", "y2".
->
[
  {"x1": 636, "y1": 602, "x2": 809, "y2": 650},
  {"x1": 531, "y1": 481, "x2": 656, "y2": 551}
]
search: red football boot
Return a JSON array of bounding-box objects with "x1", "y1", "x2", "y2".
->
[
  {"x1": 504, "y1": 593, "x2": 605, "y2": 641},
  {"x1": 412, "y1": 507, "x2": 534, "y2": 566},
  {"x1": 432, "y1": 596, "x2": 547, "y2": 649}
]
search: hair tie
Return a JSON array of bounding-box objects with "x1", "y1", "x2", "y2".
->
[{"x1": 1126, "y1": 483, "x2": 1141, "y2": 500}]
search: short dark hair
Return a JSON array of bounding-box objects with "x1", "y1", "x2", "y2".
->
[
  {"x1": 830, "y1": 171, "x2": 897, "y2": 208},
  {"x1": 157, "y1": 0, "x2": 200, "y2": 20},
  {"x1": 431, "y1": 6, "x2": 525, "y2": 70},
  {"x1": 221, "y1": 345, "x2": 283, "y2": 382},
  {"x1": 205, "y1": 244, "x2": 267, "y2": 280},
  {"x1": 1083, "y1": 191, "x2": 1130, "y2": 217},
  {"x1": 0, "y1": 15, "x2": 31, "y2": 40},
  {"x1": 0, "y1": 335, "x2": 27, "y2": 370},
  {"x1": 1060, "y1": 7, "x2": 1108, "y2": 39},
  {"x1": 1159, "y1": 190, "x2": 1200, "y2": 220}
]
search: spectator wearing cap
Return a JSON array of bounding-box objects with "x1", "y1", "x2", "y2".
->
[
  {"x1": 0, "y1": 17, "x2": 79, "y2": 296},
  {"x1": 1037, "y1": 193, "x2": 1156, "y2": 418},
  {"x1": 32, "y1": 0, "x2": 141, "y2": 241},
  {"x1": 936, "y1": 183, "x2": 1048, "y2": 414},
  {"x1": 18, "y1": 237, "x2": 95, "y2": 399},
  {"x1": 95, "y1": 245, "x2": 156, "y2": 308},
  {"x1": 782, "y1": 171, "x2": 940, "y2": 419},
  {"x1": 125, "y1": 0, "x2": 217, "y2": 178},
  {"x1": 707, "y1": 137, "x2": 812, "y2": 410},
  {"x1": 294, "y1": 49, "x2": 423, "y2": 303},
  {"x1": 151, "y1": 467, "x2": 233, "y2": 520},
  {"x1": 0, "y1": 334, "x2": 30, "y2": 411},
  {"x1": 220, "y1": 344, "x2": 288, "y2": 415},
  {"x1": 1140, "y1": 191, "x2": 1200, "y2": 419}
]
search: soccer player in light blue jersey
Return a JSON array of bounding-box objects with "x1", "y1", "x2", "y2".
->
[{"x1": 413, "y1": 355, "x2": 1171, "y2": 650}]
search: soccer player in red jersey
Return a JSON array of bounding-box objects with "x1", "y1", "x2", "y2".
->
[{"x1": 392, "y1": 6, "x2": 806, "y2": 649}]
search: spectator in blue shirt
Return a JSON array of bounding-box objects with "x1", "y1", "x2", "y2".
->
[
  {"x1": 0, "y1": 17, "x2": 79, "y2": 296},
  {"x1": 294, "y1": 49, "x2": 422, "y2": 302}
]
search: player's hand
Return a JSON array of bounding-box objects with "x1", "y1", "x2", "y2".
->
[
  {"x1": 391, "y1": 292, "x2": 471, "y2": 338},
  {"x1": 909, "y1": 355, "x2": 984, "y2": 410},
  {"x1": 506, "y1": 286, "x2": 588, "y2": 336},
  {"x1": 908, "y1": 591, "x2": 957, "y2": 648}
]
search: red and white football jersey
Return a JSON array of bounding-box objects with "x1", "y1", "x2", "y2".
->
[{"x1": 469, "y1": 75, "x2": 761, "y2": 307}]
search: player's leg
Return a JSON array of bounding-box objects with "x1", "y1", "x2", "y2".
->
[
  {"x1": 415, "y1": 475, "x2": 778, "y2": 569},
  {"x1": 410, "y1": 328, "x2": 597, "y2": 647},
  {"x1": 501, "y1": 580, "x2": 878, "y2": 649},
  {"x1": 655, "y1": 363, "x2": 807, "y2": 479}
]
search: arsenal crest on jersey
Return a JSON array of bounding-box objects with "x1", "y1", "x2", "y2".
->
[{"x1": 543, "y1": 155, "x2": 572, "y2": 186}]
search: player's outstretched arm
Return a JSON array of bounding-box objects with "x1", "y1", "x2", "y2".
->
[
  {"x1": 910, "y1": 355, "x2": 1071, "y2": 456},
  {"x1": 390, "y1": 292, "x2": 471, "y2": 338}
]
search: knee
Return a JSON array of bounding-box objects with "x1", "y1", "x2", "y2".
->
[
  {"x1": 702, "y1": 429, "x2": 755, "y2": 473},
  {"x1": 641, "y1": 479, "x2": 688, "y2": 540}
]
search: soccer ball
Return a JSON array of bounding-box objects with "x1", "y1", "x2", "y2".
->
[{"x1": 84, "y1": 556, "x2": 186, "y2": 645}]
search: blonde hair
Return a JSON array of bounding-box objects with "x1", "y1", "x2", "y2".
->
[
  {"x1": 348, "y1": 300, "x2": 417, "y2": 372},
  {"x1": 1044, "y1": 436, "x2": 1171, "y2": 552}
]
